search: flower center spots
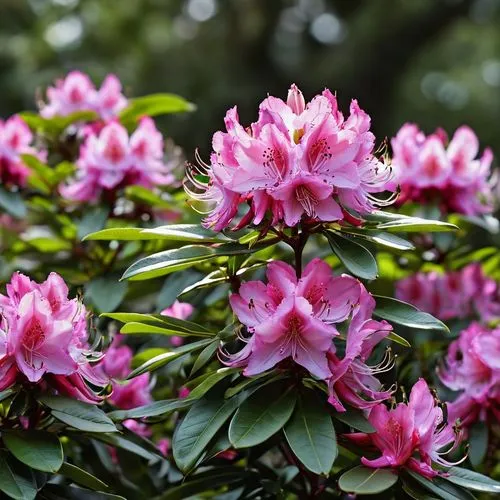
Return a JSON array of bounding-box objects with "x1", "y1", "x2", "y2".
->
[
  {"x1": 104, "y1": 137, "x2": 125, "y2": 164},
  {"x1": 69, "y1": 87, "x2": 84, "y2": 104},
  {"x1": 8, "y1": 132, "x2": 20, "y2": 150},
  {"x1": 309, "y1": 138, "x2": 332, "y2": 172},
  {"x1": 305, "y1": 283, "x2": 324, "y2": 305},
  {"x1": 423, "y1": 157, "x2": 442, "y2": 178},
  {"x1": 22, "y1": 319, "x2": 45, "y2": 352},
  {"x1": 49, "y1": 297, "x2": 61, "y2": 313},
  {"x1": 296, "y1": 185, "x2": 318, "y2": 217},
  {"x1": 386, "y1": 417, "x2": 402, "y2": 436},
  {"x1": 262, "y1": 147, "x2": 286, "y2": 182}
]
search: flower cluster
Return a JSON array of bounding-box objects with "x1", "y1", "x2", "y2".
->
[
  {"x1": 224, "y1": 258, "x2": 393, "y2": 410},
  {"x1": 187, "y1": 84, "x2": 393, "y2": 231},
  {"x1": 396, "y1": 263, "x2": 500, "y2": 322},
  {"x1": 391, "y1": 124, "x2": 495, "y2": 215},
  {"x1": 60, "y1": 118, "x2": 174, "y2": 202},
  {"x1": 439, "y1": 322, "x2": 500, "y2": 431},
  {"x1": 0, "y1": 272, "x2": 108, "y2": 403},
  {"x1": 347, "y1": 378, "x2": 462, "y2": 478},
  {"x1": 0, "y1": 115, "x2": 40, "y2": 187},
  {"x1": 40, "y1": 71, "x2": 128, "y2": 121}
]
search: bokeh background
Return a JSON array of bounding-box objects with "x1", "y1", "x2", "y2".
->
[{"x1": 2, "y1": 0, "x2": 500, "y2": 158}]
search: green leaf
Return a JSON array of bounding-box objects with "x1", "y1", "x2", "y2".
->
[
  {"x1": 58, "y1": 463, "x2": 109, "y2": 492},
  {"x1": 365, "y1": 211, "x2": 458, "y2": 233},
  {"x1": 0, "y1": 187, "x2": 27, "y2": 219},
  {"x1": 3, "y1": 430, "x2": 63, "y2": 473},
  {"x1": 124, "y1": 185, "x2": 175, "y2": 209},
  {"x1": 468, "y1": 422, "x2": 488, "y2": 467},
  {"x1": 128, "y1": 338, "x2": 214, "y2": 378},
  {"x1": 229, "y1": 383, "x2": 296, "y2": 448},
  {"x1": 86, "y1": 275, "x2": 128, "y2": 313},
  {"x1": 20, "y1": 110, "x2": 98, "y2": 135},
  {"x1": 122, "y1": 243, "x2": 260, "y2": 281},
  {"x1": 42, "y1": 484, "x2": 125, "y2": 499},
  {"x1": 339, "y1": 466, "x2": 398, "y2": 495},
  {"x1": 83, "y1": 227, "x2": 159, "y2": 241},
  {"x1": 90, "y1": 431, "x2": 160, "y2": 462},
  {"x1": 341, "y1": 228, "x2": 415, "y2": 251},
  {"x1": 284, "y1": 390, "x2": 337, "y2": 475},
  {"x1": 119, "y1": 93, "x2": 196, "y2": 124},
  {"x1": 77, "y1": 207, "x2": 110, "y2": 240},
  {"x1": 38, "y1": 396, "x2": 117, "y2": 433},
  {"x1": 405, "y1": 470, "x2": 476, "y2": 500},
  {"x1": 387, "y1": 331, "x2": 411, "y2": 347},
  {"x1": 188, "y1": 368, "x2": 239, "y2": 400},
  {"x1": 120, "y1": 321, "x2": 214, "y2": 338},
  {"x1": 0, "y1": 450, "x2": 37, "y2": 500},
  {"x1": 446, "y1": 467, "x2": 500, "y2": 493},
  {"x1": 25, "y1": 237, "x2": 72, "y2": 253},
  {"x1": 131, "y1": 347, "x2": 169, "y2": 368},
  {"x1": 402, "y1": 479, "x2": 439, "y2": 500},
  {"x1": 172, "y1": 392, "x2": 243, "y2": 473},
  {"x1": 325, "y1": 231, "x2": 378, "y2": 280},
  {"x1": 333, "y1": 406, "x2": 375, "y2": 433},
  {"x1": 191, "y1": 340, "x2": 220, "y2": 375},
  {"x1": 107, "y1": 398, "x2": 194, "y2": 421},
  {"x1": 141, "y1": 224, "x2": 230, "y2": 243},
  {"x1": 373, "y1": 295, "x2": 449, "y2": 332}
]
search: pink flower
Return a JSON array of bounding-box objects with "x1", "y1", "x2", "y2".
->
[
  {"x1": 186, "y1": 85, "x2": 393, "y2": 231},
  {"x1": 178, "y1": 386, "x2": 191, "y2": 399},
  {"x1": 157, "y1": 438, "x2": 170, "y2": 457},
  {"x1": 327, "y1": 288, "x2": 394, "y2": 411},
  {"x1": 391, "y1": 123, "x2": 495, "y2": 215},
  {"x1": 40, "y1": 71, "x2": 127, "y2": 120},
  {"x1": 346, "y1": 379, "x2": 462, "y2": 478},
  {"x1": 0, "y1": 272, "x2": 107, "y2": 402},
  {"x1": 440, "y1": 323, "x2": 500, "y2": 430},
  {"x1": 60, "y1": 118, "x2": 174, "y2": 202},
  {"x1": 0, "y1": 115, "x2": 39, "y2": 187},
  {"x1": 224, "y1": 258, "x2": 362, "y2": 378},
  {"x1": 161, "y1": 300, "x2": 194, "y2": 347},
  {"x1": 110, "y1": 374, "x2": 152, "y2": 410}
]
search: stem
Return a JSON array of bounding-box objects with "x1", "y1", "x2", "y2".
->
[{"x1": 294, "y1": 228, "x2": 308, "y2": 279}]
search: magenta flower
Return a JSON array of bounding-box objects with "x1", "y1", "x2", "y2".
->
[
  {"x1": 40, "y1": 71, "x2": 127, "y2": 120},
  {"x1": 439, "y1": 322, "x2": 500, "y2": 430},
  {"x1": 391, "y1": 123, "x2": 495, "y2": 215},
  {"x1": 161, "y1": 300, "x2": 194, "y2": 347},
  {"x1": 60, "y1": 118, "x2": 174, "y2": 202},
  {"x1": 0, "y1": 272, "x2": 107, "y2": 402},
  {"x1": 224, "y1": 258, "x2": 363, "y2": 379},
  {"x1": 186, "y1": 84, "x2": 393, "y2": 231},
  {"x1": 327, "y1": 288, "x2": 394, "y2": 411},
  {"x1": 0, "y1": 115, "x2": 40, "y2": 187},
  {"x1": 347, "y1": 379, "x2": 462, "y2": 479}
]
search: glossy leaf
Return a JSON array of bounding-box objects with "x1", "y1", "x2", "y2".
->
[
  {"x1": 0, "y1": 450, "x2": 37, "y2": 500},
  {"x1": 120, "y1": 321, "x2": 214, "y2": 338},
  {"x1": 333, "y1": 406, "x2": 375, "y2": 433},
  {"x1": 86, "y1": 275, "x2": 128, "y2": 313},
  {"x1": 468, "y1": 422, "x2": 488, "y2": 467},
  {"x1": 58, "y1": 463, "x2": 109, "y2": 492},
  {"x1": 83, "y1": 227, "x2": 158, "y2": 241},
  {"x1": 446, "y1": 467, "x2": 500, "y2": 493},
  {"x1": 406, "y1": 470, "x2": 476, "y2": 500},
  {"x1": 339, "y1": 465, "x2": 398, "y2": 495},
  {"x1": 365, "y1": 211, "x2": 458, "y2": 233},
  {"x1": 140, "y1": 224, "x2": 230, "y2": 243},
  {"x1": 107, "y1": 398, "x2": 194, "y2": 421}
]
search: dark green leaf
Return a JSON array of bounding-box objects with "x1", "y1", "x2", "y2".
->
[
  {"x1": 468, "y1": 422, "x2": 488, "y2": 468},
  {"x1": 141, "y1": 224, "x2": 230, "y2": 243},
  {"x1": 3, "y1": 431, "x2": 63, "y2": 473},
  {"x1": 339, "y1": 465, "x2": 398, "y2": 495},
  {"x1": 373, "y1": 295, "x2": 449, "y2": 332},
  {"x1": 325, "y1": 231, "x2": 378, "y2": 280},
  {"x1": 58, "y1": 463, "x2": 109, "y2": 491},
  {"x1": 365, "y1": 211, "x2": 458, "y2": 233},
  {"x1": 191, "y1": 340, "x2": 220, "y2": 375},
  {"x1": 77, "y1": 207, "x2": 110, "y2": 240},
  {"x1": 0, "y1": 450, "x2": 38, "y2": 500},
  {"x1": 284, "y1": 390, "x2": 337, "y2": 475},
  {"x1": 188, "y1": 368, "x2": 239, "y2": 400},
  {"x1": 341, "y1": 228, "x2": 415, "y2": 251},
  {"x1": 447, "y1": 466, "x2": 500, "y2": 493},
  {"x1": 333, "y1": 406, "x2": 375, "y2": 433},
  {"x1": 229, "y1": 384, "x2": 296, "y2": 448},
  {"x1": 406, "y1": 470, "x2": 476, "y2": 500},
  {"x1": 90, "y1": 431, "x2": 161, "y2": 462},
  {"x1": 86, "y1": 275, "x2": 128, "y2": 313},
  {"x1": 107, "y1": 398, "x2": 194, "y2": 421},
  {"x1": 0, "y1": 186, "x2": 27, "y2": 219},
  {"x1": 38, "y1": 396, "x2": 117, "y2": 433}
]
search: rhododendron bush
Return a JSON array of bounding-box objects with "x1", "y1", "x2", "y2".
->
[{"x1": 1, "y1": 77, "x2": 500, "y2": 500}]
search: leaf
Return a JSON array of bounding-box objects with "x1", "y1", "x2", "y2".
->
[
  {"x1": 83, "y1": 227, "x2": 159, "y2": 241},
  {"x1": 107, "y1": 398, "x2": 194, "y2": 421},
  {"x1": 128, "y1": 338, "x2": 214, "y2": 378},
  {"x1": 338, "y1": 465, "x2": 398, "y2": 495},
  {"x1": 3, "y1": 430, "x2": 63, "y2": 473},
  {"x1": 0, "y1": 186, "x2": 27, "y2": 219},
  {"x1": 191, "y1": 340, "x2": 220, "y2": 375},
  {"x1": 365, "y1": 211, "x2": 458, "y2": 233},
  {"x1": 77, "y1": 207, "x2": 110, "y2": 240},
  {"x1": 387, "y1": 331, "x2": 411, "y2": 347},
  {"x1": 0, "y1": 450, "x2": 38, "y2": 500},
  {"x1": 172, "y1": 393, "x2": 243, "y2": 473},
  {"x1": 120, "y1": 321, "x2": 214, "y2": 338},
  {"x1": 325, "y1": 231, "x2": 378, "y2": 280},
  {"x1": 119, "y1": 93, "x2": 196, "y2": 124},
  {"x1": 341, "y1": 228, "x2": 415, "y2": 251},
  {"x1": 41, "y1": 484, "x2": 125, "y2": 500},
  {"x1": 86, "y1": 275, "x2": 128, "y2": 313},
  {"x1": 446, "y1": 467, "x2": 500, "y2": 493},
  {"x1": 19, "y1": 110, "x2": 98, "y2": 135},
  {"x1": 468, "y1": 422, "x2": 488, "y2": 467},
  {"x1": 405, "y1": 470, "x2": 476, "y2": 500},
  {"x1": 141, "y1": 224, "x2": 230, "y2": 243},
  {"x1": 284, "y1": 390, "x2": 337, "y2": 475},
  {"x1": 373, "y1": 295, "x2": 449, "y2": 332},
  {"x1": 229, "y1": 383, "x2": 296, "y2": 448},
  {"x1": 333, "y1": 406, "x2": 375, "y2": 433},
  {"x1": 90, "y1": 431, "x2": 161, "y2": 462},
  {"x1": 188, "y1": 368, "x2": 240, "y2": 400},
  {"x1": 122, "y1": 243, "x2": 260, "y2": 281},
  {"x1": 25, "y1": 237, "x2": 72, "y2": 253},
  {"x1": 38, "y1": 396, "x2": 117, "y2": 433},
  {"x1": 58, "y1": 463, "x2": 109, "y2": 492}
]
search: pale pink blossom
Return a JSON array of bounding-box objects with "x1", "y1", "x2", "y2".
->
[
  {"x1": 40, "y1": 71, "x2": 127, "y2": 120},
  {"x1": 224, "y1": 258, "x2": 365, "y2": 379},
  {"x1": 186, "y1": 85, "x2": 393, "y2": 231},
  {"x1": 60, "y1": 118, "x2": 174, "y2": 202},
  {"x1": 161, "y1": 300, "x2": 194, "y2": 347},
  {"x1": 346, "y1": 379, "x2": 462, "y2": 478},
  {"x1": 0, "y1": 272, "x2": 107, "y2": 402},
  {"x1": 391, "y1": 124, "x2": 495, "y2": 215},
  {"x1": 0, "y1": 115, "x2": 39, "y2": 187}
]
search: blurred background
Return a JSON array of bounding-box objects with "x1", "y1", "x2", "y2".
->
[{"x1": 1, "y1": 0, "x2": 500, "y2": 157}]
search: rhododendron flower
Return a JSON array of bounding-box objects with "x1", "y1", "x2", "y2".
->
[
  {"x1": 0, "y1": 272, "x2": 107, "y2": 402},
  {"x1": 0, "y1": 115, "x2": 39, "y2": 187},
  {"x1": 60, "y1": 118, "x2": 174, "y2": 202},
  {"x1": 161, "y1": 300, "x2": 194, "y2": 347},
  {"x1": 327, "y1": 288, "x2": 394, "y2": 411},
  {"x1": 346, "y1": 379, "x2": 463, "y2": 478},
  {"x1": 186, "y1": 84, "x2": 393, "y2": 231},
  {"x1": 396, "y1": 263, "x2": 500, "y2": 322},
  {"x1": 40, "y1": 71, "x2": 128, "y2": 120},
  {"x1": 391, "y1": 123, "x2": 496, "y2": 215},
  {"x1": 439, "y1": 322, "x2": 500, "y2": 430},
  {"x1": 224, "y1": 258, "x2": 368, "y2": 379}
]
